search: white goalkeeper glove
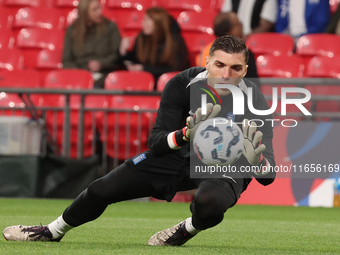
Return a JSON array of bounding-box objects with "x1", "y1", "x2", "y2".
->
[
  {"x1": 242, "y1": 119, "x2": 266, "y2": 166},
  {"x1": 184, "y1": 103, "x2": 221, "y2": 141}
]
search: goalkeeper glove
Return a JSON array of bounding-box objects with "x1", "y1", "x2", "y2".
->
[
  {"x1": 242, "y1": 119, "x2": 266, "y2": 166},
  {"x1": 167, "y1": 103, "x2": 221, "y2": 150},
  {"x1": 184, "y1": 103, "x2": 221, "y2": 141}
]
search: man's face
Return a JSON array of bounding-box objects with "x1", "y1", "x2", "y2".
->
[{"x1": 205, "y1": 50, "x2": 248, "y2": 96}]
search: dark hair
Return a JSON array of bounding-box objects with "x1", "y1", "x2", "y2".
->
[
  {"x1": 213, "y1": 13, "x2": 233, "y2": 37},
  {"x1": 209, "y1": 35, "x2": 249, "y2": 63}
]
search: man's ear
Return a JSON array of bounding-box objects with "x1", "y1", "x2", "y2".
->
[
  {"x1": 243, "y1": 64, "x2": 248, "y2": 77},
  {"x1": 205, "y1": 56, "x2": 210, "y2": 70}
]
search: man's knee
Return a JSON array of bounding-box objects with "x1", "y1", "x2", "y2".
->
[{"x1": 190, "y1": 180, "x2": 237, "y2": 230}]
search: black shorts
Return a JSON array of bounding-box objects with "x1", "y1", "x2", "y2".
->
[{"x1": 125, "y1": 150, "x2": 248, "y2": 202}]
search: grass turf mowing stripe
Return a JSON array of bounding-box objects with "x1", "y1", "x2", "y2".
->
[{"x1": 0, "y1": 198, "x2": 339, "y2": 254}]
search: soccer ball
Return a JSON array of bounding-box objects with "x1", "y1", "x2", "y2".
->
[{"x1": 193, "y1": 117, "x2": 244, "y2": 166}]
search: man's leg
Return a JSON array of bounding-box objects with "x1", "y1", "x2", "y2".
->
[
  {"x1": 3, "y1": 163, "x2": 157, "y2": 242},
  {"x1": 148, "y1": 179, "x2": 238, "y2": 246}
]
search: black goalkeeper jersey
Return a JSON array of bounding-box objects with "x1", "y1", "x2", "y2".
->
[{"x1": 126, "y1": 67, "x2": 276, "y2": 197}]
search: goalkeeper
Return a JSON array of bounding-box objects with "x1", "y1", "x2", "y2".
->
[{"x1": 3, "y1": 35, "x2": 276, "y2": 246}]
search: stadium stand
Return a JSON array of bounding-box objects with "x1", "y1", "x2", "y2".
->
[
  {"x1": 104, "y1": 70, "x2": 154, "y2": 91},
  {"x1": 0, "y1": 28, "x2": 15, "y2": 49},
  {"x1": 307, "y1": 56, "x2": 340, "y2": 78},
  {"x1": 256, "y1": 55, "x2": 305, "y2": 78},
  {"x1": 100, "y1": 95, "x2": 160, "y2": 160},
  {"x1": 296, "y1": 33, "x2": 340, "y2": 75},
  {"x1": 40, "y1": 69, "x2": 94, "y2": 158},
  {"x1": 176, "y1": 10, "x2": 215, "y2": 35},
  {"x1": 157, "y1": 0, "x2": 215, "y2": 17},
  {"x1": 105, "y1": 0, "x2": 155, "y2": 10},
  {"x1": 246, "y1": 33, "x2": 295, "y2": 59},
  {"x1": 16, "y1": 28, "x2": 64, "y2": 68},
  {"x1": 0, "y1": 7, "x2": 13, "y2": 29},
  {"x1": 0, "y1": 69, "x2": 40, "y2": 116},
  {"x1": 0, "y1": 48, "x2": 24, "y2": 70},
  {"x1": 12, "y1": 7, "x2": 65, "y2": 31}
]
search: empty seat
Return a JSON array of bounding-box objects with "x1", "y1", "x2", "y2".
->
[
  {"x1": 176, "y1": 10, "x2": 215, "y2": 35},
  {"x1": 16, "y1": 28, "x2": 64, "y2": 68},
  {"x1": 246, "y1": 33, "x2": 295, "y2": 59},
  {"x1": 99, "y1": 95, "x2": 160, "y2": 160},
  {"x1": 0, "y1": 48, "x2": 24, "y2": 70},
  {"x1": 158, "y1": 0, "x2": 215, "y2": 17},
  {"x1": 156, "y1": 71, "x2": 179, "y2": 92},
  {"x1": 36, "y1": 49, "x2": 63, "y2": 83},
  {"x1": 0, "y1": 69, "x2": 40, "y2": 116},
  {"x1": 41, "y1": 69, "x2": 95, "y2": 158},
  {"x1": 296, "y1": 34, "x2": 340, "y2": 71},
  {"x1": 121, "y1": 10, "x2": 144, "y2": 36},
  {"x1": 0, "y1": 28, "x2": 15, "y2": 48},
  {"x1": 13, "y1": 7, "x2": 65, "y2": 30},
  {"x1": 307, "y1": 56, "x2": 340, "y2": 78},
  {"x1": 54, "y1": 0, "x2": 80, "y2": 7},
  {"x1": 105, "y1": 70, "x2": 154, "y2": 91},
  {"x1": 0, "y1": 7, "x2": 13, "y2": 29},
  {"x1": 0, "y1": 69, "x2": 40, "y2": 87},
  {"x1": 105, "y1": 0, "x2": 154, "y2": 10},
  {"x1": 3, "y1": 0, "x2": 54, "y2": 8},
  {"x1": 256, "y1": 55, "x2": 305, "y2": 78}
]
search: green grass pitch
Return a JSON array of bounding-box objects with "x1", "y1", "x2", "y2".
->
[{"x1": 0, "y1": 198, "x2": 339, "y2": 254}]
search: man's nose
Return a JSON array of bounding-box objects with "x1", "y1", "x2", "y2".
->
[{"x1": 222, "y1": 67, "x2": 231, "y2": 79}]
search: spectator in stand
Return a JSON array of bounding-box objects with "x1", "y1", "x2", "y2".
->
[
  {"x1": 62, "y1": 0, "x2": 121, "y2": 88},
  {"x1": 325, "y1": 3, "x2": 340, "y2": 35},
  {"x1": 196, "y1": 12, "x2": 259, "y2": 86},
  {"x1": 221, "y1": 0, "x2": 278, "y2": 40},
  {"x1": 119, "y1": 7, "x2": 190, "y2": 86},
  {"x1": 275, "y1": 0, "x2": 330, "y2": 41}
]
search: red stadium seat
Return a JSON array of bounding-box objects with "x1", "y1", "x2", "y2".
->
[
  {"x1": 99, "y1": 95, "x2": 160, "y2": 160},
  {"x1": 182, "y1": 32, "x2": 215, "y2": 66},
  {"x1": 256, "y1": 55, "x2": 305, "y2": 78},
  {"x1": 176, "y1": 10, "x2": 215, "y2": 35},
  {"x1": 296, "y1": 34, "x2": 340, "y2": 71},
  {"x1": 16, "y1": 28, "x2": 64, "y2": 68},
  {"x1": 121, "y1": 10, "x2": 144, "y2": 35},
  {"x1": 158, "y1": 0, "x2": 215, "y2": 17},
  {"x1": 105, "y1": 0, "x2": 155, "y2": 10},
  {"x1": 330, "y1": 0, "x2": 340, "y2": 14},
  {"x1": 0, "y1": 69, "x2": 40, "y2": 88},
  {"x1": 307, "y1": 56, "x2": 340, "y2": 78},
  {"x1": 3, "y1": 0, "x2": 54, "y2": 8},
  {"x1": 246, "y1": 33, "x2": 295, "y2": 59},
  {"x1": 0, "y1": 70, "x2": 40, "y2": 116},
  {"x1": 54, "y1": 0, "x2": 80, "y2": 7},
  {"x1": 0, "y1": 28, "x2": 15, "y2": 49},
  {"x1": 0, "y1": 7, "x2": 13, "y2": 29},
  {"x1": 13, "y1": 7, "x2": 65, "y2": 30},
  {"x1": 0, "y1": 48, "x2": 24, "y2": 70},
  {"x1": 41, "y1": 69, "x2": 95, "y2": 158},
  {"x1": 156, "y1": 71, "x2": 179, "y2": 92},
  {"x1": 104, "y1": 71, "x2": 154, "y2": 91},
  {"x1": 36, "y1": 48, "x2": 63, "y2": 83}
]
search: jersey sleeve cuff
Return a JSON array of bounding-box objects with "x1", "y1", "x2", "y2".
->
[{"x1": 167, "y1": 128, "x2": 188, "y2": 150}]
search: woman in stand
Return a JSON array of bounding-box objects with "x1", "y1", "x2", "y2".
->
[
  {"x1": 119, "y1": 7, "x2": 190, "y2": 87},
  {"x1": 62, "y1": 0, "x2": 121, "y2": 88}
]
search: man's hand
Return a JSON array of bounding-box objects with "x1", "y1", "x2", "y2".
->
[
  {"x1": 184, "y1": 103, "x2": 221, "y2": 141},
  {"x1": 242, "y1": 119, "x2": 266, "y2": 165}
]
